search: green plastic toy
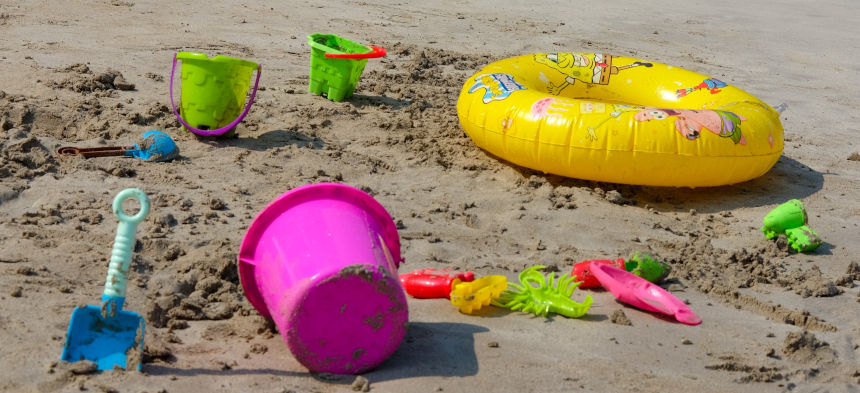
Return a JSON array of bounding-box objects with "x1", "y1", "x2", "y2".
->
[
  {"x1": 761, "y1": 199, "x2": 821, "y2": 253},
  {"x1": 493, "y1": 266, "x2": 592, "y2": 318},
  {"x1": 625, "y1": 252, "x2": 671, "y2": 283},
  {"x1": 307, "y1": 33, "x2": 386, "y2": 102},
  {"x1": 761, "y1": 199, "x2": 807, "y2": 239},
  {"x1": 785, "y1": 225, "x2": 822, "y2": 253},
  {"x1": 169, "y1": 52, "x2": 262, "y2": 137}
]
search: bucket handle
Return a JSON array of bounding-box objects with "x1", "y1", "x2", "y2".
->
[
  {"x1": 168, "y1": 53, "x2": 263, "y2": 137},
  {"x1": 324, "y1": 45, "x2": 386, "y2": 59}
]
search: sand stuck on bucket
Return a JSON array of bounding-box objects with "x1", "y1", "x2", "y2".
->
[{"x1": 237, "y1": 183, "x2": 408, "y2": 374}]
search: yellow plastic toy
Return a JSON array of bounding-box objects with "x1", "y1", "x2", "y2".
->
[
  {"x1": 456, "y1": 52, "x2": 785, "y2": 187},
  {"x1": 449, "y1": 275, "x2": 508, "y2": 314}
]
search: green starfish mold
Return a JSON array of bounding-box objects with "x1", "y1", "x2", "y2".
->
[{"x1": 493, "y1": 265, "x2": 592, "y2": 318}]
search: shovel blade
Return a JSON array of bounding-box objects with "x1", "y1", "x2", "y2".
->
[
  {"x1": 61, "y1": 305, "x2": 145, "y2": 370},
  {"x1": 129, "y1": 130, "x2": 179, "y2": 162}
]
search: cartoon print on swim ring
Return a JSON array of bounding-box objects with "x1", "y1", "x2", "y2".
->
[
  {"x1": 468, "y1": 73, "x2": 526, "y2": 103},
  {"x1": 677, "y1": 78, "x2": 728, "y2": 98},
  {"x1": 530, "y1": 97, "x2": 577, "y2": 120},
  {"x1": 534, "y1": 52, "x2": 652, "y2": 94},
  {"x1": 583, "y1": 104, "x2": 642, "y2": 141},
  {"x1": 634, "y1": 108, "x2": 747, "y2": 145}
]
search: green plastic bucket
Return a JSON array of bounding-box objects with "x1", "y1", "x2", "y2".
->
[
  {"x1": 169, "y1": 52, "x2": 262, "y2": 137},
  {"x1": 307, "y1": 34, "x2": 386, "y2": 102}
]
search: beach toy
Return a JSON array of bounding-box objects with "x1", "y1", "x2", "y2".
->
[
  {"x1": 761, "y1": 199, "x2": 821, "y2": 252},
  {"x1": 493, "y1": 266, "x2": 592, "y2": 318},
  {"x1": 625, "y1": 252, "x2": 671, "y2": 283},
  {"x1": 572, "y1": 258, "x2": 625, "y2": 289},
  {"x1": 237, "y1": 183, "x2": 408, "y2": 374},
  {"x1": 61, "y1": 188, "x2": 150, "y2": 370},
  {"x1": 457, "y1": 52, "x2": 784, "y2": 186},
  {"x1": 573, "y1": 254, "x2": 670, "y2": 289},
  {"x1": 785, "y1": 225, "x2": 822, "y2": 253},
  {"x1": 56, "y1": 130, "x2": 179, "y2": 162},
  {"x1": 169, "y1": 52, "x2": 261, "y2": 137},
  {"x1": 399, "y1": 268, "x2": 475, "y2": 299},
  {"x1": 449, "y1": 275, "x2": 507, "y2": 314},
  {"x1": 761, "y1": 199, "x2": 807, "y2": 239},
  {"x1": 307, "y1": 33, "x2": 386, "y2": 102},
  {"x1": 590, "y1": 262, "x2": 701, "y2": 325}
]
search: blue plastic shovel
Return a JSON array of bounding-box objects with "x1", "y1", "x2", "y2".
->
[
  {"x1": 126, "y1": 130, "x2": 179, "y2": 161},
  {"x1": 61, "y1": 188, "x2": 150, "y2": 370},
  {"x1": 56, "y1": 130, "x2": 179, "y2": 162}
]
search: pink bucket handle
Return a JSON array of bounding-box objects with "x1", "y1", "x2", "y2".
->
[{"x1": 169, "y1": 53, "x2": 262, "y2": 137}]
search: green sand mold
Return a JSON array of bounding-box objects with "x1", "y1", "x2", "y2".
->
[
  {"x1": 493, "y1": 266, "x2": 592, "y2": 318},
  {"x1": 785, "y1": 225, "x2": 822, "y2": 253},
  {"x1": 761, "y1": 199, "x2": 807, "y2": 239},
  {"x1": 761, "y1": 199, "x2": 822, "y2": 253},
  {"x1": 625, "y1": 252, "x2": 671, "y2": 283}
]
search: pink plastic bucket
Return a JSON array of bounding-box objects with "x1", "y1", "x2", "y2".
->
[{"x1": 238, "y1": 183, "x2": 407, "y2": 374}]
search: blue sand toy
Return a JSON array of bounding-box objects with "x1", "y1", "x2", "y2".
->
[
  {"x1": 61, "y1": 188, "x2": 150, "y2": 370},
  {"x1": 56, "y1": 130, "x2": 179, "y2": 162}
]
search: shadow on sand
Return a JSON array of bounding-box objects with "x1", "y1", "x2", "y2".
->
[
  {"x1": 510, "y1": 155, "x2": 826, "y2": 214},
  {"x1": 216, "y1": 129, "x2": 326, "y2": 151},
  {"x1": 364, "y1": 321, "x2": 488, "y2": 382},
  {"x1": 144, "y1": 364, "x2": 307, "y2": 378},
  {"x1": 144, "y1": 321, "x2": 487, "y2": 385},
  {"x1": 347, "y1": 94, "x2": 412, "y2": 110},
  {"x1": 631, "y1": 155, "x2": 826, "y2": 213}
]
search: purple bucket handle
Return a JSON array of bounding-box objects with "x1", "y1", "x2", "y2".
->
[{"x1": 169, "y1": 53, "x2": 262, "y2": 137}]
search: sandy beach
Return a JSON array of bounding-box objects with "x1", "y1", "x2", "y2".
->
[{"x1": 1, "y1": 0, "x2": 859, "y2": 392}]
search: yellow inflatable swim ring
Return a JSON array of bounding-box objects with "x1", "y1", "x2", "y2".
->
[{"x1": 456, "y1": 52, "x2": 784, "y2": 187}]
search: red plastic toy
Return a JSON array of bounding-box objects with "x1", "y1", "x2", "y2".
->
[
  {"x1": 399, "y1": 268, "x2": 475, "y2": 299},
  {"x1": 572, "y1": 258, "x2": 625, "y2": 288}
]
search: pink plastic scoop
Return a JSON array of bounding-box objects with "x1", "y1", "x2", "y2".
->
[{"x1": 590, "y1": 262, "x2": 701, "y2": 325}]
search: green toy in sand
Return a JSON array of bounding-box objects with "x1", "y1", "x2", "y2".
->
[
  {"x1": 625, "y1": 252, "x2": 671, "y2": 283},
  {"x1": 761, "y1": 199, "x2": 822, "y2": 253}
]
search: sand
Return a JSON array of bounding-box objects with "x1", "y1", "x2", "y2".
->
[{"x1": 1, "y1": 0, "x2": 859, "y2": 392}]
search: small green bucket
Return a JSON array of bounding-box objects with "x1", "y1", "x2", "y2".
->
[
  {"x1": 169, "y1": 52, "x2": 262, "y2": 137},
  {"x1": 307, "y1": 34, "x2": 386, "y2": 102}
]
